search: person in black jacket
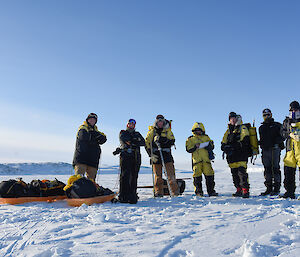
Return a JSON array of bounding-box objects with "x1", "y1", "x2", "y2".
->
[
  {"x1": 114, "y1": 119, "x2": 145, "y2": 204},
  {"x1": 72, "y1": 113, "x2": 107, "y2": 181},
  {"x1": 259, "y1": 108, "x2": 284, "y2": 196}
]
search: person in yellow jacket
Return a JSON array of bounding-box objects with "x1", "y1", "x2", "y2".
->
[
  {"x1": 221, "y1": 112, "x2": 251, "y2": 198},
  {"x1": 186, "y1": 122, "x2": 218, "y2": 196},
  {"x1": 145, "y1": 115, "x2": 179, "y2": 197},
  {"x1": 281, "y1": 101, "x2": 300, "y2": 199}
]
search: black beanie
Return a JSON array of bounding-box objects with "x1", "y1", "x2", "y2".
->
[
  {"x1": 290, "y1": 101, "x2": 300, "y2": 111},
  {"x1": 229, "y1": 112, "x2": 237, "y2": 121},
  {"x1": 86, "y1": 113, "x2": 98, "y2": 123}
]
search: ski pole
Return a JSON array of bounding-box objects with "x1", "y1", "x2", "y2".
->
[
  {"x1": 150, "y1": 138, "x2": 156, "y2": 197},
  {"x1": 157, "y1": 143, "x2": 174, "y2": 197}
]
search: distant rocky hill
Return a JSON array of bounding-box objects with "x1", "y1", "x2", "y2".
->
[{"x1": 0, "y1": 162, "x2": 153, "y2": 175}]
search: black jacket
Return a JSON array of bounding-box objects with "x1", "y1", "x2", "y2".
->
[
  {"x1": 259, "y1": 118, "x2": 284, "y2": 150},
  {"x1": 119, "y1": 129, "x2": 145, "y2": 157},
  {"x1": 72, "y1": 122, "x2": 107, "y2": 169}
]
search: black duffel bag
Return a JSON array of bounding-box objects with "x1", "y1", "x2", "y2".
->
[
  {"x1": 28, "y1": 179, "x2": 66, "y2": 197},
  {"x1": 0, "y1": 179, "x2": 29, "y2": 198},
  {"x1": 163, "y1": 178, "x2": 186, "y2": 195},
  {"x1": 65, "y1": 177, "x2": 98, "y2": 198},
  {"x1": 66, "y1": 177, "x2": 114, "y2": 199}
]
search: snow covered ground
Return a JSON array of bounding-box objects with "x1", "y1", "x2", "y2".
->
[{"x1": 0, "y1": 161, "x2": 299, "y2": 257}]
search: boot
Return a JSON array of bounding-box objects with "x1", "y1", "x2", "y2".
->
[
  {"x1": 242, "y1": 188, "x2": 250, "y2": 198},
  {"x1": 118, "y1": 194, "x2": 129, "y2": 203},
  {"x1": 205, "y1": 175, "x2": 218, "y2": 197},
  {"x1": 128, "y1": 193, "x2": 138, "y2": 204},
  {"x1": 260, "y1": 186, "x2": 272, "y2": 196},
  {"x1": 193, "y1": 176, "x2": 203, "y2": 196},
  {"x1": 232, "y1": 187, "x2": 242, "y2": 197},
  {"x1": 154, "y1": 193, "x2": 164, "y2": 198},
  {"x1": 270, "y1": 184, "x2": 280, "y2": 196},
  {"x1": 280, "y1": 191, "x2": 296, "y2": 199}
]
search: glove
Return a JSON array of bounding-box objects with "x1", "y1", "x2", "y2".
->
[
  {"x1": 91, "y1": 131, "x2": 107, "y2": 144},
  {"x1": 150, "y1": 155, "x2": 159, "y2": 163},
  {"x1": 279, "y1": 142, "x2": 285, "y2": 150},
  {"x1": 113, "y1": 148, "x2": 121, "y2": 156},
  {"x1": 222, "y1": 145, "x2": 234, "y2": 155}
]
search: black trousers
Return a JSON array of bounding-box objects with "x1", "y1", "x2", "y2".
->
[
  {"x1": 231, "y1": 167, "x2": 249, "y2": 189},
  {"x1": 261, "y1": 148, "x2": 281, "y2": 188},
  {"x1": 283, "y1": 166, "x2": 296, "y2": 194},
  {"x1": 119, "y1": 152, "x2": 141, "y2": 202}
]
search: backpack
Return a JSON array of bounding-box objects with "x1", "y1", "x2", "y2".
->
[
  {"x1": 243, "y1": 123, "x2": 259, "y2": 159},
  {"x1": 0, "y1": 179, "x2": 29, "y2": 198},
  {"x1": 163, "y1": 179, "x2": 185, "y2": 195},
  {"x1": 65, "y1": 177, "x2": 98, "y2": 198},
  {"x1": 28, "y1": 179, "x2": 66, "y2": 197}
]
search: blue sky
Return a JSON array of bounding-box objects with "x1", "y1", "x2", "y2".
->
[{"x1": 0, "y1": 1, "x2": 299, "y2": 168}]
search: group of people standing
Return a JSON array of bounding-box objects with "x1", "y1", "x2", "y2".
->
[{"x1": 72, "y1": 100, "x2": 300, "y2": 204}]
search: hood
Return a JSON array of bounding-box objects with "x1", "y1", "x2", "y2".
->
[{"x1": 192, "y1": 122, "x2": 205, "y2": 135}]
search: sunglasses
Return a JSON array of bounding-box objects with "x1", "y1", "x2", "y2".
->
[{"x1": 263, "y1": 113, "x2": 271, "y2": 117}]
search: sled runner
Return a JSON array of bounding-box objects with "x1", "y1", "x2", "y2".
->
[
  {"x1": 66, "y1": 193, "x2": 116, "y2": 207},
  {"x1": 0, "y1": 195, "x2": 67, "y2": 205}
]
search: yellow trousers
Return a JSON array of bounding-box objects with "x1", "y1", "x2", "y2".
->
[
  {"x1": 193, "y1": 162, "x2": 214, "y2": 177},
  {"x1": 284, "y1": 140, "x2": 300, "y2": 168}
]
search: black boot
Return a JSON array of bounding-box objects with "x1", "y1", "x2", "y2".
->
[
  {"x1": 205, "y1": 175, "x2": 218, "y2": 196},
  {"x1": 232, "y1": 187, "x2": 242, "y2": 197},
  {"x1": 193, "y1": 176, "x2": 203, "y2": 196},
  {"x1": 280, "y1": 191, "x2": 296, "y2": 199},
  {"x1": 260, "y1": 186, "x2": 272, "y2": 196},
  {"x1": 270, "y1": 184, "x2": 280, "y2": 196},
  {"x1": 242, "y1": 188, "x2": 250, "y2": 198}
]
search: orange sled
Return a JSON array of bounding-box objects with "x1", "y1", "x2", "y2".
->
[
  {"x1": 0, "y1": 195, "x2": 67, "y2": 205},
  {"x1": 66, "y1": 193, "x2": 116, "y2": 207}
]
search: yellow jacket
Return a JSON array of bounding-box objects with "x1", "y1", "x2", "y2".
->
[
  {"x1": 186, "y1": 123, "x2": 214, "y2": 164},
  {"x1": 145, "y1": 125, "x2": 175, "y2": 150},
  {"x1": 222, "y1": 124, "x2": 249, "y2": 145}
]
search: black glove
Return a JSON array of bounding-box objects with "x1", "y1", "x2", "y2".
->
[
  {"x1": 279, "y1": 142, "x2": 285, "y2": 150},
  {"x1": 131, "y1": 136, "x2": 140, "y2": 147},
  {"x1": 222, "y1": 145, "x2": 234, "y2": 155},
  {"x1": 159, "y1": 137, "x2": 168, "y2": 144},
  {"x1": 113, "y1": 148, "x2": 122, "y2": 156},
  {"x1": 91, "y1": 131, "x2": 107, "y2": 144}
]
